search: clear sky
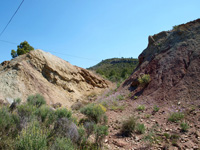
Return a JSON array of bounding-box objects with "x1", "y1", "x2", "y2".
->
[{"x1": 0, "y1": 0, "x2": 199, "y2": 68}]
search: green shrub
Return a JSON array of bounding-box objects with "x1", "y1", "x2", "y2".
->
[
  {"x1": 117, "y1": 95, "x2": 124, "y2": 101},
  {"x1": 51, "y1": 137, "x2": 75, "y2": 150},
  {"x1": 16, "y1": 121, "x2": 48, "y2": 150},
  {"x1": 15, "y1": 98, "x2": 22, "y2": 104},
  {"x1": 121, "y1": 116, "x2": 137, "y2": 136},
  {"x1": 17, "y1": 104, "x2": 37, "y2": 117},
  {"x1": 135, "y1": 123, "x2": 145, "y2": 134},
  {"x1": 27, "y1": 94, "x2": 46, "y2": 108},
  {"x1": 137, "y1": 105, "x2": 145, "y2": 111},
  {"x1": 80, "y1": 104, "x2": 106, "y2": 124},
  {"x1": 163, "y1": 133, "x2": 170, "y2": 139},
  {"x1": 170, "y1": 134, "x2": 179, "y2": 146},
  {"x1": 133, "y1": 96, "x2": 138, "y2": 100},
  {"x1": 168, "y1": 112, "x2": 184, "y2": 122},
  {"x1": 54, "y1": 118, "x2": 79, "y2": 142},
  {"x1": 55, "y1": 108, "x2": 72, "y2": 119},
  {"x1": 35, "y1": 105, "x2": 56, "y2": 126},
  {"x1": 153, "y1": 105, "x2": 159, "y2": 112},
  {"x1": 0, "y1": 107, "x2": 19, "y2": 134},
  {"x1": 180, "y1": 122, "x2": 189, "y2": 132},
  {"x1": 173, "y1": 25, "x2": 179, "y2": 30},
  {"x1": 138, "y1": 74, "x2": 151, "y2": 85},
  {"x1": 94, "y1": 125, "x2": 108, "y2": 148},
  {"x1": 71, "y1": 102, "x2": 84, "y2": 110},
  {"x1": 0, "y1": 107, "x2": 20, "y2": 149}
]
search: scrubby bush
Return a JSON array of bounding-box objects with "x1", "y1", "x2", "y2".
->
[
  {"x1": 117, "y1": 95, "x2": 124, "y2": 101},
  {"x1": 137, "y1": 105, "x2": 145, "y2": 111},
  {"x1": 153, "y1": 105, "x2": 159, "y2": 112},
  {"x1": 71, "y1": 102, "x2": 84, "y2": 110},
  {"x1": 54, "y1": 118, "x2": 79, "y2": 142},
  {"x1": 135, "y1": 123, "x2": 145, "y2": 134},
  {"x1": 80, "y1": 104, "x2": 106, "y2": 124},
  {"x1": 27, "y1": 94, "x2": 46, "y2": 108},
  {"x1": 163, "y1": 133, "x2": 170, "y2": 139},
  {"x1": 138, "y1": 74, "x2": 151, "y2": 86},
  {"x1": 180, "y1": 122, "x2": 189, "y2": 132},
  {"x1": 0, "y1": 106, "x2": 20, "y2": 149},
  {"x1": 35, "y1": 105, "x2": 56, "y2": 126},
  {"x1": 168, "y1": 112, "x2": 184, "y2": 122},
  {"x1": 84, "y1": 121, "x2": 95, "y2": 138},
  {"x1": 94, "y1": 125, "x2": 108, "y2": 148},
  {"x1": 55, "y1": 108, "x2": 72, "y2": 119},
  {"x1": 16, "y1": 121, "x2": 48, "y2": 150},
  {"x1": 51, "y1": 137, "x2": 75, "y2": 150},
  {"x1": 17, "y1": 104, "x2": 37, "y2": 117},
  {"x1": 121, "y1": 116, "x2": 137, "y2": 136}
]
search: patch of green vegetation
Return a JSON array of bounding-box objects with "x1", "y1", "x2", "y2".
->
[
  {"x1": 0, "y1": 93, "x2": 109, "y2": 150},
  {"x1": 135, "y1": 123, "x2": 145, "y2": 134},
  {"x1": 168, "y1": 112, "x2": 184, "y2": 122},
  {"x1": 133, "y1": 96, "x2": 138, "y2": 100},
  {"x1": 121, "y1": 116, "x2": 137, "y2": 136},
  {"x1": 144, "y1": 114, "x2": 151, "y2": 119},
  {"x1": 117, "y1": 95, "x2": 124, "y2": 101},
  {"x1": 153, "y1": 105, "x2": 159, "y2": 112},
  {"x1": 110, "y1": 105, "x2": 125, "y2": 111},
  {"x1": 163, "y1": 133, "x2": 170, "y2": 139},
  {"x1": 88, "y1": 58, "x2": 138, "y2": 82},
  {"x1": 138, "y1": 74, "x2": 151, "y2": 86},
  {"x1": 16, "y1": 121, "x2": 49, "y2": 150},
  {"x1": 170, "y1": 134, "x2": 180, "y2": 146},
  {"x1": 80, "y1": 103, "x2": 107, "y2": 124},
  {"x1": 180, "y1": 122, "x2": 189, "y2": 132},
  {"x1": 137, "y1": 105, "x2": 145, "y2": 111}
]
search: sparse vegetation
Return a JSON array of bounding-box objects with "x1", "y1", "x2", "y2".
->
[
  {"x1": 138, "y1": 74, "x2": 151, "y2": 86},
  {"x1": 11, "y1": 41, "x2": 34, "y2": 58},
  {"x1": 137, "y1": 105, "x2": 145, "y2": 111},
  {"x1": 121, "y1": 116, "x2": 137, "y2": 136},
  {"x1": 135, "y1": 123, "x2": 145, "y2": 134},
  {"x1": 0, "y1": 93, "x2": 109, "y2": 150},
  {"x1": 153, "y1": 105, "x2": 159, "y2": 112},
  {"x1": 80, "y1": 103, "x2": 106, "y2": 124},
  {"x1": 168, "y1": 112, "x2": 184, "y2": 122},
  {"x1": 16, "y1": 121, "x2": 48, "y2": 150},
  {"x1": 27, "y1": 94, "x2": 46, "y2": 108},
  {"x1": 133, "y1": 96, "x2": 138, "y2": 100},
  {"x1": 180, "y1": 122, "x2": 189, "y2": 132}
]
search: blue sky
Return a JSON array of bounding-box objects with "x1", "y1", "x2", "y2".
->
[{"x1": 0, "y1": 0, "x2": 199, "y2": 68}]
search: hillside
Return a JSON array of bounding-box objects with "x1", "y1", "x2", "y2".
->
[
  {"x1": 0, "y1": 50, "x2": 110, "y2": 107},
  {"x1": 88, "y1": 58, "x2": 138, "y2": 82},
  {"x1": 95, "y1": 19, "x2": 200, "y2": 150}
]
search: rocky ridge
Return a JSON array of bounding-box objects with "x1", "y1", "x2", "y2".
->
[
  {"x1": 0, "y1": 50, "x2": 110, "y2": 107},
  {"x1": 122, "y1": 19, "x2": 200, "y2": 104}
]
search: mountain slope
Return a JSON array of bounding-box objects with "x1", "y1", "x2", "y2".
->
[
  {"x1": 0, "y1": 50, "x2": 110, "y2": 107},
  {"x1": 122, "y1": 18, "x2": 200, "y2": 104},
  {"x1": 88, "y1": 58, "x2": 138, "y2": 82}
]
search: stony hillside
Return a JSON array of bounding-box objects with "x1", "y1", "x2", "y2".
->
[
  {"x1": 122, "y1": 19, "x2": 200, "y2": 104},
  {"x1": 0, "y1": 50, "x2": 110, "y2": 107},
  {"x1": 98, "y1": 19, "x2": 200, "y2": 150},
  {"x1": 88, "y1": 58, "x2": 138, "y2": 82}
]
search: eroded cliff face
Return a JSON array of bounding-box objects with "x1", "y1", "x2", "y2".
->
[
  {"x1": 0, "y1": 50, "x2": 110, "y2": 107},
  {"x1": 122, "y1": 19, "x2": 200, "y2": 104}
]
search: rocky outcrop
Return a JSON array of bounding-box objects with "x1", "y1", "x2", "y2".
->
[
  {"x1": 0, "y1": 50, "x2": 110, "y2": 107},
  {"x1": 122, "y1": 19, "x2": 200, "y2": 104}
]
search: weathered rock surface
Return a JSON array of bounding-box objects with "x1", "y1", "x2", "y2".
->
[
  {"x1": 122, "y1": 19, "x2": 200, "y2": 104},
  {"x1": 0, "y1": 50, "x2": 110, "y2": 107}
]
